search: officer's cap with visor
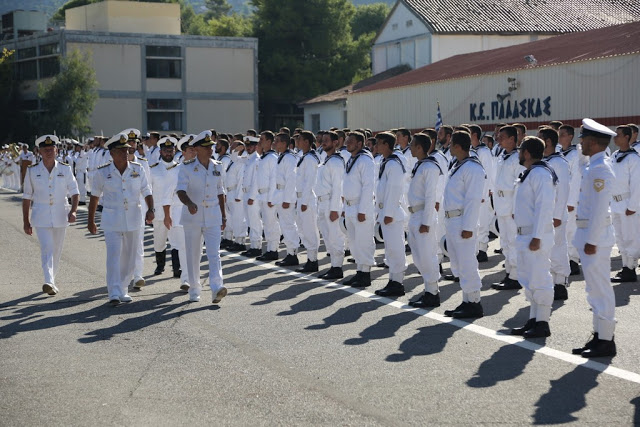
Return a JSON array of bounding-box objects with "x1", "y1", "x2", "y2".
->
[
  {"x1": 120, "y1": 128, "x2": 141, "y2": 143},
  {"x1": 579, "y1": 118, "x2": 617, "y2": 139},
  {"x1": 159, "y1": 136, "x2": 178, "y2": 149},
  {"x1": 178, "y1": 134, "x2": 195, "y2": 151},
  {"x1": 105, "y1": 133, "x2": 131, "y2": 150},
  {"x1": 35, "y1": 135, "x2": 60, "y2": 148},
  {"x1": 191, "y1": 130, "x2": 214, "y2": 147},
  {"x1": 243, "y1": 136, "x2": 260, "y2": 145}
]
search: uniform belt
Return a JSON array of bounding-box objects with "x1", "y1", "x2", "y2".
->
[
  {"x1": 445, "y1": 209, "x2": 463, "y2": 219},
  {"x1": 612, "y1": 192, "x2": 630, "y2": 202},
  {"x1": 226, "y1": 185, "x2": 237, "y2": 191},
  {"x1": 258, "y1": 188, "x2": 268, "y2": 194},
  {"x1": 276, "y1": 184, "x2": 285, "y2": 190},
  {"x1": 317, "y1": 194, "x2": 330, "y2": 202},
  {"x1": 345, "y1": 198, "x2": 360, "y2": 206},
  {"x1": 576, "y1": 217, "x2": 611, "y2": 228},
  {"x1": 377, "y1": 202, "x2": 384, "y2": 209},
  {"x1": 497, "y1": 189, "x2": 514, "y2": 197},
  {"x1": 516, "y1": 224, "x2": 553, "y2": 235},
  {"x1": 408, "y1": 203, "x2": 425, "y2": 214}
]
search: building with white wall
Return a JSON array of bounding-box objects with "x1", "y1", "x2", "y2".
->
[
  {"x1": 1, "y1": 0, "x2": 258, "y2": 136},
  {"x1": 349, "y1": 21, "x2": 640, "y2": 132},
  {"x1": 372, "y1": 0, "x2": 640, "y2": 75}
]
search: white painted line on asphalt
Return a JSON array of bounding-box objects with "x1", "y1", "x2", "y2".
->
[{"x1": 223, "y1": 251, "x2": 640, "y2": 386}]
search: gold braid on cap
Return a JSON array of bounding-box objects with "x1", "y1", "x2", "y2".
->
[
  {"x1": 44, "y1": 136, "x2": 53, "y2": 145},
  {"x1": 128, "y1": 131, "x2": 137, "y2": 140},
  {"x1": 119, "y1": 135, "x2": 127, "y2": 143},
  {"x1": 204, "y1": 135, "x2": 211, "y2": 143}
]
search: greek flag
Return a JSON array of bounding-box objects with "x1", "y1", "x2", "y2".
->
[{"x1": 435, "y1": 103, "x2": 443, "y2": 132}]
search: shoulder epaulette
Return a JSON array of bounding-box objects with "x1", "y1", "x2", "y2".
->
[
  {"x1": 137, "y1": 157, "x2": 148, "y2": 162},
  {"x1": 130, "y1": 161, "x2": 141, "y2": 167},
  {"x1": 59, "y1": 161, "x2": 69, "y2": 166},
  {"x1": 97, "y1": 161, "x2": 112, "y2": 169},
  {"x1": 183, "y1": 158, "x2": 195, "y2": 165},
  {"x1": 28, "y1": 162, "x2": 39, "y2": 168},
  {"x1": 166, "y1": 163, "x2": 178, "y2": 170},
  {"x1": 150, "y1": 162, "x2": 159, "y2": 168}
]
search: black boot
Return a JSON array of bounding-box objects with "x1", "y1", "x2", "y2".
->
[
  {"x1": 511, "y1": 318, "x2": 537, "y2": 336},
  {"x1": 554, "y1": 284, "x2": 568, "y2": 300},
  {"x1": 154, "y1": 250, "x2": 166, "y2": 275},
  {"x1": 375, "y1": 281, "x2": 405, "y2": 297},
  {"x1": 611, "y1": 267, "x2": 637, "y2": 283},
  {"x1": 409, "y1": 292, "x2": 440, "y2": 308},
  {"x1": 476, "y1": 250, "x2": 488, "y2": 262},
  {"x1": 523, "y1": 321, "x2": 551, "y2": 338},
  {"x1": 581, "y1": 338, "x2": 616, "y2": 358},
  {"x1": 297, "y1": 260, "x2": 319, "y2": 273},
  {"x1": 451, "y1": 302, "x2": 484, "y2": 319},
  {"x1": 570, "y1": 260, "x2": 581, "y2": 276},
  {"x1": 345, "y1": 271, "x2": 371, "y2": 288},
  {"x1": 572, "y1": 333, "x2": 599, "y2": 355},
  {"x1": 275, "y1": 254, "x2": 299, "y2": 267},
  {"x1": 319, "y1": 267, "x2": 343, "y2": 280},
  {"x1": 171, "y1": 249, "x2": 181, "y2": 278}
]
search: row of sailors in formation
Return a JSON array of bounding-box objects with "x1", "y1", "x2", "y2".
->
[{"x1": 14, "y1": 119, "x2": 640, "y2": 358}]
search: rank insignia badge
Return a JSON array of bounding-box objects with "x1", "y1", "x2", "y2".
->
[{"x1": 593, "y1": 179, "x2": 604, "y2": 192}]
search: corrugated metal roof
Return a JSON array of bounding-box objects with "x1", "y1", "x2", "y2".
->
[
  {"x1": 404, "y1": 0, "x2": 640, "y2": 34},
  {"x1": 357, "y1": 20, "x2": 640, "y2": 94}
]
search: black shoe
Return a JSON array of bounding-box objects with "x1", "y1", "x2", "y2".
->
[
  {"x1": 256, "y1": 250, "x2": 278, "y2": 261},
  {"x1": 523, "y1": 321, "x2": 551, "y2": 338},
  {"x1": 451, "y1": 302, "x2": 484, "y2": 319},
  {"x1": 409, "y1": 292, "x2": 440, "y2": 308},
  {"x1": 242, "y1": 248, "x2": 262, "y2": 258},
  {"x1": 376, "y1": 262, "x2": 389, "y2": 268},
  {"x1": 220, "y1": 239, "x2": 232, "y2": 249},
  {"x1": 491, "y1": 277, "x2": 522, "y2": 290},
  {"x1": 276, "y1": 254, "x2": 299, "y2": 267},
  {"x1": 494, "y1": 248, "x2": 503, "y2": 254},
  {"x1": 97, "y1": 205, "x2": 103, "y2": 212},
  {"x1": 348, "y1": 258, "x2": 355, "y2": 263},
  {"x1": 476, "y1": 250, "x2": 488, "y2": 263},
  {"x1": 154, "y1": 250, "x2": 166, "y2": 275},
  {"x1": 554, "y1": 284, "x2": 568, "y2": 300},
  {"x1": 443, "y1": 274, "x2": 460, "y2": 282},
  {"x1": 297, "y1": 260, "x2": 318, "y2": 273},
  {"x1": 439, "y1": 264, "x2": 443, "y2": 274},
  {"x1": 374, "y1": 281, "x2": 405, "y2": 297},
  {"x1": 318, "y1": 267, "x2": 343, "y2": 280},
  {"x1": 344, "y1": 249, "x2": 351, "y2": 256},
  {"x1": 405, "y1": 244, "x2": 411, "y2": 253},
  {"x1": 78, "y1": 201, "x2": 87, "y2": 206},
  {"x1": 173, "y1": 269, "x2": 181, "y2": 278},
  {"x1": 572, "y1": 333, "x2": 599, "y2": 355},
  {"x1": 570, "y1": 260, "x2": 581, "y2": 276},
  {"x1": 511, "y1": 318, "x2": 537, "y2": 336},
  {"x1": 444, "y1": 302, "x2": 466, "y2": 317},
  {"x1": 171, "y1": 249, "x2": 181, "y2": 275},
  {"x1": 581, "y1": 338, "x2": 616, "y2": 358},
  {"x1": 227, "y1": 243, "x2": 247, "y2": 252},
  {"x1": 345, "y1": 271, "x2": 371, "y2": 288},
  {"x1": 611, "y1": 267, "x2": 637, "y2": 283}
]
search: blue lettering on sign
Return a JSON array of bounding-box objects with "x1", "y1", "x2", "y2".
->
[{"x1": 470, "y1": 97, "x2": 552, "y2": 121}]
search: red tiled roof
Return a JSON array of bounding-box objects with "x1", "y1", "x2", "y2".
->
[
  {"x1": 358, "y1": 21, "x2": 640, "y2": 94},
  {"x1": 403, "y1": 0, "x2": 640, "y2": 34}
]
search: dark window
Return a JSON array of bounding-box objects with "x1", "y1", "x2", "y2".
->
[
  {"x1": 40, "y1": 43, "x2": 59, "y2": 56},
  {"x1": 147, "y1": 99, "x2": 182, "y2": 110},
  {"x1": 311, "y1": 114, "x2": 320, "y2": 134},
  {"x1": 17, "y1": 47, "x2": 36, "y2": 60},
  {"x1": 16, "y1": 60, "x2": 37, "y2": 80},
  {"x1": 39, "y1": 57, "x2": 59, "y2": 78},
  {"x1": 146, "y1": 58, "x2": 181, "y2": 78},
  {"x1": 147, "y1": 98, "x2": 182, "y2": 132},
  {"x1": 146, "y1": 46, "x2": 181, "y2": 57}
]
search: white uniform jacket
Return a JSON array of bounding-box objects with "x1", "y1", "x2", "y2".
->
[
  {"x1": 514, "y1": 162, "x2": 557, "y2": 238},
  {"x1": 295, "y1": 150, "x2": 320, "y2": 206},
  {"x1": 343, "y1": 149, "x2": 375, "y2": 218},
  {"x1": 544, "y1": 153, "x2": 570, "y2": 222},
  {"x1": 254, "y1": 150, "x2": 277, "y2": 203},
  {"x1": 176, "y1": 158, "x2": 225, "y2": 228},
  {"x1": 273, "y1": 150, "x2": 298, "y2": 205},
  {"x1": 23, "y1": 161, "x2": 79, "y2": 228},
  {"x1": 376, "y1": 154, "x2": 406, "y2": 221},
  {"x1": 493, "y1": 150, "x2": 524, "y2": 217},
  {"x1": 315, "y1": 153, "x2": 344, "y2": 212},
  {"x1": 407, "y1": 157, "x2": 442, "y2": 227},
  {"x1": 610, "y1": 149, "x2": 640, "y2": 214},
  {"x1": 443, "y1": 157, "x2": 485, "y2": 231}
]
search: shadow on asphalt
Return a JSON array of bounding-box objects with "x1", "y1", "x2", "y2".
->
[
  {"x1": 385, "y1": 322, "x2": 458, "y2": 362},
  {"x1": 613, "y1": 281, "x2": 640, "y2": 308},
  {"x1": 277, "y1": 288, "x2": 349, "y2": 316},
  {"x1": 467, "y1": 344, "x2": 536, "y2": 387},
  {"x1": 532, "y1": 363, "x2": 607, "y2": 424},
  {"x1": 631, "y1": 396, "x2": 640, "y2": 425},
  {"x1": 252, "y1": 280, "x2": 316, "y2": 306},
  {"x1": 305, "y1": 300, "x2": 381, "y2": 331},
  {"x1": 344, "y1": 311, "x2": 419, "y2": 346}
]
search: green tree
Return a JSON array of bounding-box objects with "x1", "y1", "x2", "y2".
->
[
  {"x1": 37, "y1": 50, "x2": 99, "y2": 137},
  {"x1": 205, "y1": 0, "x2": 233, "y2": 18},
  {"x1": 351, "y1": 3, "x2": 390, "y2": 40},
  {"x1": 0, "y1": 49, "x2": 18, "y2": 143},
  {"x1": 252, "y1": 0, "x2": 371, "y2": 129},
  {"x1": 206, "y1": 13, "x2": 253, "y2": 37}
]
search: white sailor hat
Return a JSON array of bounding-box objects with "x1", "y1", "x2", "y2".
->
[
  {"x1": 178, "y1": 134, "x2": 195, "y2": 151},
  {"x1": 243, "y1": 136, "x2": 260, "y2": 144},
  {"x1": 580, "y1": 118, "x2": 616, "y2": 139},
  {"x1": 191, "y1": 130, "x2": 214, "y2": 147},
  {"x1": 120, "y1": 128, "x2": 141, "y2": 141},
  {"x1": 159, "y1": 136, "x2": 178, "y2": 149},
  {"x1": 35, "y1": 134, "x2": 60, "y2": 148},
  {"x1": 105, "y1": 133, "x2": 131, "y2": 150}
]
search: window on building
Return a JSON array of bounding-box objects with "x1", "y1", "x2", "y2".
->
[
  {"x1": 17, "y1": 47, "x2": 36, "y2": 60},
  {"x1": 147, "y1": 98, "x2": 183, "y2": 131},
  {"x1": 146, "y1": 45, "x2": 182, "y2": 79},
  {"x1": 343, "y1": 110, "x2": 348, "y2": 128},
  {"x1": 406, "y1": 20, "x2": 413, "y2": 27},
  {"x1": 39, "y1": 57, "x2": 59, "y2": 78},
  {"x1": 392, "y1": 23, "x2": 398, "y2": 30},
  {"x1": 39, "y1": 43, "x2": 60, "y2": 56},
  {"x1": 311, "y1": 114, "x2": 320, "y2": 134},
  {"x1": 16, "y1": 60, "x2": 37, "y2": 80}
]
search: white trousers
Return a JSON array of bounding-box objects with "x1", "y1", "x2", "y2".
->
[
  {"x1": 104, "y1": 230, "x2": 137, "y2": 300},
  {"x1": 445, "y1": 217, "x2": 482, "y2": 296},
  {"x1": 229, "y1": 198, "x2": 247, "y2": 243},
  {"x1": 381, "y1": 219, "x2": 407, "y2": 282},
  {"x1": 152, "y1": 219, "x2": 169, "y2": 253},
  {"x1": 297, "y1": 200, "x2": 319, "y2": 261},
  {"x1": 436, "y1": 208, "x2": 445, "y2": 262},
  {"x1": 575, "y1": 229, "x2": 616, "y2": 340},
  {"x1": 277, "y1": 204, "x2": 299, "y2": 255},
  {"x1": 613, "y1": 212, "x2": 640, "y2": 268},
  {"x1": 183, "y1": 225, "x2": 223, "y2": 299},
  {"x1": 345, "y1": 215, "x2": 375, "y2": 271},
  {"x1": 477, "y1": 200, "x2": 492, "y2": 252},
  {"x1": 133, "y1": 225, "x2": 145, "y2": 280},
  {"x1": 245, "y1": 196, "x2": 263, "y2": 249},
  {"x1": 516, "y1": 232, "x2": 554, "y2": 321},
  {"x1": 317, "y1": 205, "x2": 344, "y2": 268},
  {"x1": 223, "y1": 198, "x2": 233, "y2": 241},
  {"x1": 566, "y1": 209, "x2": 579, "y2": 263},
  {"x1": 407, "y1": 217, "x2": 440, "y2": 293},
  {"x1": 76, "y1": 171, "x2": 87, "y2": 202},
  {"x1": 35, "y1": 227, "x2": 66, "y2": 286},
  {"x1": 260, "y1": 201, "x2": 280, "y2": 252},
  {"x1": 497, "y1": 215, "x2": 518, "y2": 280},
  {"x1": 550, "y1": 222, "x2": 570, "y2": 284}
]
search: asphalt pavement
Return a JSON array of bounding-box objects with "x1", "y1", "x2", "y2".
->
[{"x1": 1, "y1": 188, "x2": 639, "y2": 426}]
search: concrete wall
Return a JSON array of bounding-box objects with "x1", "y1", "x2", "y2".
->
[
  {"x1": 67, "y1": 42, "x2": 142, "y2": 91},
  {"x1": 187, "y1": 99, "x2": 255, "y2": 134},
  {"x1": 185, "y1": 46, "x2": 255, "y2": 93},
  {"x1": 431, "y1": 34, "x2": 554, "y2": 64},
  {"x1": 66, "y1": 1, "x2": 180, "y2": 35},
  {"x1": 348, "y1": 54, "x2": 640, "y2": 131},
  {"x1": 91, "y1": 98, "x2": 143, "y2": 136},
  {"x1": 303, "y1": 102, "x2": 347, "y2": 132}
]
